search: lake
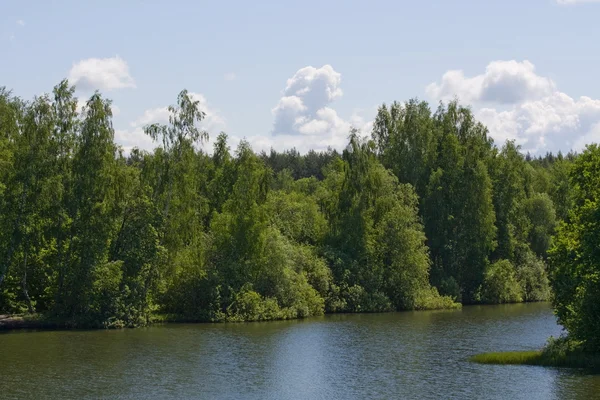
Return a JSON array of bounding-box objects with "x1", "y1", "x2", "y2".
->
[{"x1": 1, "y1": 302, "x2": 599, "y2": 399}]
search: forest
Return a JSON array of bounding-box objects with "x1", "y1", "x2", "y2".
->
[{"x1": 0, "y1": 81, "x2": 597, "y2": 353}]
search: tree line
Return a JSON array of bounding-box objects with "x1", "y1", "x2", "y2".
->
[{"x1": 0, "y1": 82, "x2": 587, "y2": 337}]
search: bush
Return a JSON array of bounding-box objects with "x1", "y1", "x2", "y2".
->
[
  {"x1": 344, "y1": 284, "x2": 369, "y2": 312},
  {"x1": 515, "y1": 251, "x2": 550, "y2": 302},
  {"x1": 226, "y1": 286, "x2": 282, "y2": 322},
  {"x1": 89, "y1": 261, "x2": 124, "y2": 327},
  {"x1": 324, "y1": 283, "x2": 347, "y2": 312},
  {"x1": 437, "y1": 277, "x2": 462, "y2": 303},
  {"x1": 289, "y1": 244, "x2": 331, "y2": 296},
  {"x1": 480, "y1": 260, "x2": 523, "y2": 304},
  {"x1": 277, "y1": 268, "x2": 325, "y2": 318},
  {"x1": 415, "y1": 287, "x2": 461, "y2": 310}
]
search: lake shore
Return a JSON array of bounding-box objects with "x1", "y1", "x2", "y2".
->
[
  {"x1": 0, "y1": 314, "x2": 61, "y2": 331},
  {"x1": 470, "y1": 340, "x2": 600, "y2": 370}
]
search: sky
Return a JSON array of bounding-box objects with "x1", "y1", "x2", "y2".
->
[{"x1": 2, "y1": 0, "x2": 600, "y2": 154}]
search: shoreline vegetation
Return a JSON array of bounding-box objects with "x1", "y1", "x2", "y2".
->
[
  {"x1": 0, "y1": 314, "x2": 50, "y2": 331},
  {"x1": 471, "y1": 338, "x2": 600, "y2": 370},
  {"x1": 0, "y1": 305, "x2": 464, "y2": 332},
  {"x1": 5, "y1": 302, "x2": 557, "y2": 332},
  {"x1": 0, "y1": 302, "x2": 510, "y2": 333},
  {"x1": 0, "y1": 81, "x2": 580, "y2": 331},
  {"x1": 472, "y1": 142, "x2": 600, "y2": 370}
]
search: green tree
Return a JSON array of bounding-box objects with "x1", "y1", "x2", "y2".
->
[
  {"x1": 58, "y1": 93, "x2": 120, "y2": 323},
  {"x1": 0, "y1": 89, "x2": 22, "y2": 295},
  {"x1": 143, "y1": 89, "x2": 209, "y2": 252},
  {"x1": 550, "y1": 144, "x2": 600, "y2": 351},
  {"x1": 522, "y1": 193, "x2": 556, "y2": 258},
  {"x1": 424, "y1": 102, "x2": 496, "y2": 302},
  {"x1": 327, "y1": 132, "x2": 455, "y2": 311},
  {"x1": 49, "y1": 80, "x2": 78, "y2": 312},
  {"x1": 490, "y1": 141, "x2": 528, "y2": 261}
]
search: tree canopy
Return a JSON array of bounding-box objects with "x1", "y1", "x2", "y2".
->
[{"x1": 0, "y1": 82, "x2": 580, "y2": 330}]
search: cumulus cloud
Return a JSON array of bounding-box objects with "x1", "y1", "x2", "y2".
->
[
  {"x1": 115, "y1": 128, "x2": 155, "y2": 154},
  {"x1": 426, "y1": 60, "x2": 555, "y2": 104},
  {"x1": 116, "y1": 65, "x2": 370, "y2": 155},
  {"x1": 427, "y1": 60, "x2": 600, "y2": 153},
  {"x1": 272, "y1": 65, "x2": 344, "y2": 135},
  {"x1": 188, "y1": 92, "x2": 226, "y2": 132},
  {"x1": 478, "y1": 93, "x2": 600, "y2": 152},
  {"x1": 68, "y1": 56, "x2": 136, "y2": 92},
  {"x1": 266, "y1": 64, "x2": 370, "y2": 152},
  {"x1": 118, "y1": 92, "x2": 225, "y2": 153},
  {"x1": 130, "y1": 107, "x2": 171, "y2": 128}
]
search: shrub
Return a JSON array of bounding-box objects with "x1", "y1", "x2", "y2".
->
[
  {"x1": 480, "y1": 260, "x2": 523, "y2": 304},
  {"x1": 415, "y1": 287, "x2": 461, "y2": 310},
  {"x1": 515, "y1": 251, "x2": 550, "y2": 302},
  {"x1": 226, "y1": 286, "x2": 282, "y2": 322}
]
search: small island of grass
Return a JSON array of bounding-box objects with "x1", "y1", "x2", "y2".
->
[{"x1": 471, "y1": 338, "x2": 600, "y2": 370}]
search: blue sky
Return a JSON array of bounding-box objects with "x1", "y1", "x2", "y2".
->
[{"x1": 2, "y1": 0, "x2": 600, "y2": 154}]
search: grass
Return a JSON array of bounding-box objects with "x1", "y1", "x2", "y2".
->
[
  {"x1": 471, "y1": 338, "x2": 600, "y2": 370},
  {"x1": 471, "y1": 351, "x2": 544, "y2": 365}
]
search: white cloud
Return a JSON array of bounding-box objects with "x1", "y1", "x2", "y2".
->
[
  {"x1": 68, "y1": 56, "x2": 136, "y2": 92},
  {"x1": 572, "y1": 122, "x2": 600, "y2": 151},
  {"x1": 188, "y1": 92, "x2": 226, "y2": 133},
  {"x1": 224, "y1": 72, "x2": 237, "y2": 81},
  {"x1": 428, "y1": 60, "x2": 600, "y2": 153},
  {"x1": 556, "y1": 0, "x2": 600, "y2": 4},
  {"x1": 478, "y1": 93, "x2": 600, "y2": 152},
  {"x1": 16, "y1": 20, "x2": 25, "y2": 26},
  {"x1": 76, "y1": 99, "x2": 85, "y2": 114},
  {"x1": 116, "y1": 65, "x2": 370, "y2": 155},
  {"x1": 426, "y1": 60, "x2": 555, "y2": 104},
  {"x1": 267, "y1": 64, "x2": 370, "y2": 152},
  {"x1": 115, "y1": 127, "x2": 155, "y2": 154},
  {"x1": 130, "y1": 107, "x2": 171, "y2": 128}
]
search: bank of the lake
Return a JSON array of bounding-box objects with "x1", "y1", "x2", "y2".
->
[
  {"x1": 2, "y1": 302, "x2": 599, "y2": 400},
  {"x1": 471, "y1": 344, "x2": 600, "y2": 370},
  {"x1": 0, "y1": 314, "x2": 61, "y2": 331}
]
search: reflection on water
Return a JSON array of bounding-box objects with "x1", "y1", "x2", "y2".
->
[{"x1": 1, "y1": 302, "x2": 598, "y2": 399}]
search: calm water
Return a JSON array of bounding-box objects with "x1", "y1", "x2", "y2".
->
[{"x1": 1, "y1": 303, "x2": 599, "y2": 399}]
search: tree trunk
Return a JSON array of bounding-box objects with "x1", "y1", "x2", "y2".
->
[
  {"x1": 55, "y1": 230, "x2": 65, "y2": 301},
  {"x1": 22, "y1": 249, "x2": 34, "y2": 314}
]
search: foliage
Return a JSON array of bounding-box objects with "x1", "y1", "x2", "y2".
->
[
  {"x1": 0, "y1": 83, "x2": 574, "y2": 330},
  {"x1": 479, "y1": 260, "x2": 523, "y2": 304},
  {"x1": 514, "y1": 250, "x2": 550, "y2": 302},
  {"x1": 522, "y1": 193, "x2": 557, "y2": 258},
  {"x1": 549, "y1": 144, "x2": 600, "y2": 352}
]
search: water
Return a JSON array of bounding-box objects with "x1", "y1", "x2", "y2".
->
[{"x1": 1, "y1": 302, "x2": 599, "y2": 399}]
